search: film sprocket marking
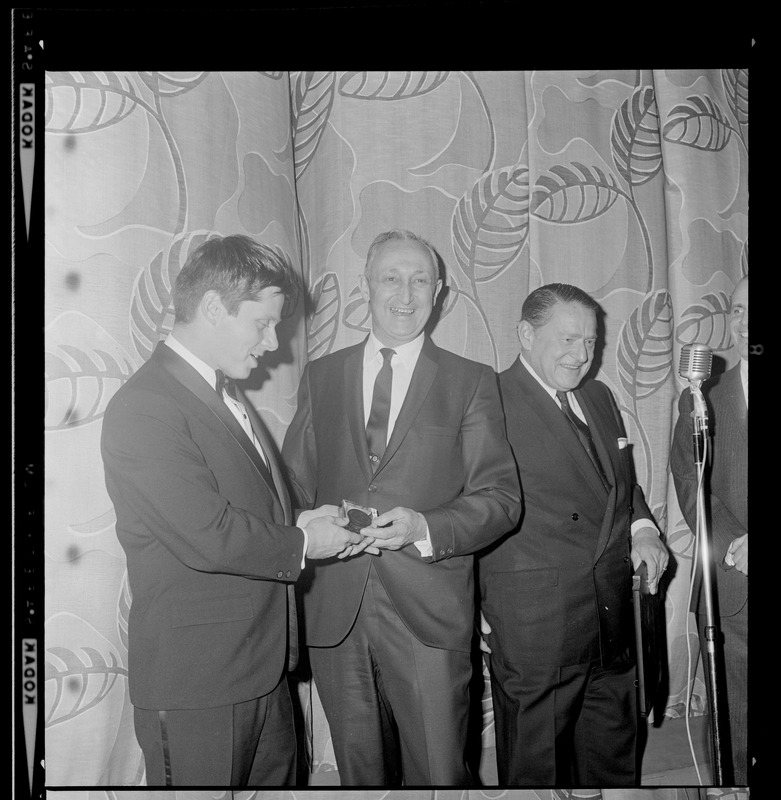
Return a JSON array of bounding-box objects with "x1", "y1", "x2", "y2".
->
[{"x1": 341, "y1": 500, "x2": 378, "y2": 533}]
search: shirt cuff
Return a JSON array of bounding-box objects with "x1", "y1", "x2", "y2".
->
[
  {"x1": 413, "y1": 521, "x2": 434, "y2": 558},
  {"x1": 299, "y1": 527, "x2": 308, "y2": 569},
  {"x1": 631, "y1": 519, "x2": 659, "y2": 537}
]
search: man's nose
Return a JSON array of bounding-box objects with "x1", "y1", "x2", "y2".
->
[
  {"x1": 262, "y1": 327, "x2": 279, "y2": 352},
  {"x1": 397, "y1": 280, "x2": 414, "y2": 304}
]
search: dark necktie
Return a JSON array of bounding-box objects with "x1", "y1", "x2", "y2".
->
[
  {"x1": 366, "y1": 348, "x2": 395, "y2": 470},
  {"x1": 215, "y1": 369, "x2": 237, "y2": 401},
  {"x1": 556, "y1": 390, "x2": 610, "y2": 491}
]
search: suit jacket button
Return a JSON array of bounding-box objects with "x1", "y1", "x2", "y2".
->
[
  {"x1": 370, "y1": 454, "x2": 379, "y2": 463},
  {"x1": 276, "y1": 571, "x2": 284, "y2": 578},
  {"x1": 571, "y1": 513, "x2": 579, "y2": 521},
  {"x1": 286, "y1": 570, "x2": 292, "y2": 578},
  {"x1": 368, "y1": 484, "x2": 377, "y2": 493}
]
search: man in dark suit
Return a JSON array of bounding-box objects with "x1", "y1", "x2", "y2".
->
[
  {"x1": 478, "y1": 283, "x2": 669, "y2": 786},
  {"x1": 101, "y1": 234, "x2": 367, "y2": 786},
  {"x1": 671, "y1": 275, "x2": 748, "y2": 785},
  {"x1": 281, "y1": 229, "x2": 521, "y2": 785}
]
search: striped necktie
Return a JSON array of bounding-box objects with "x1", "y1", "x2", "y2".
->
[{"x1": 556, "y1": 390, "x2": 610, "y2": 491}]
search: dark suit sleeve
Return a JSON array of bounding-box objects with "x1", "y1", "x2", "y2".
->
[
  {"x1": 101, "y1": 389, "x2": 304, "y2": 580},
  {"x1": 671, "y1": 390, "x2": 699, "y2": 530},
  {"x1": 423, "y1": 365, "x2": 522, "y2": 558},
  {"x1": 671, "y1": 389, "x2": 746, "y2": 568}
]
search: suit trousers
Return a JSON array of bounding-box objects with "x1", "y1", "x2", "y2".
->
[
  {"x1": 697, "y1": 600, "x2": 748, "y2": 785},
  {"x1": 133, "y1": 676, "x2": 297, "y2": 786},
  {"x1": 308, "y1": 563, "x2": 473, "y2": 786},
  {"x1": 488, "y1": 646, "x2": 638, "y2": 786}
]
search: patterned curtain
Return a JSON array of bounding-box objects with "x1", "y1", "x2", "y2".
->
[{"x1": 43, "y1": 70, "x2": 748, "y2": 788}]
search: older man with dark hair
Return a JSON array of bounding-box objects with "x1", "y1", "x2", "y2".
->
[
  {"x1": 282, "y1": 229, "x2": 521, "y2": 785},
  {"x1": 479, "y1": 282, "x2": 668, "y2": 786},
  {"x1": 101, "y1": 234, "x2": 364, "y2": 786}
]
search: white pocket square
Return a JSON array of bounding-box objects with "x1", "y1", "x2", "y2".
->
[{"x1": 617, "y1": 437, "x2": 628, "y2": 450}]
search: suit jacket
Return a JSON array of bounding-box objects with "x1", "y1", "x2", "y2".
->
[
  {"x1": 479, "y1": 358, "x2": 653, "y2": 668},
  {"x1": 671, "y1": 363, "x2": 748, "y2": 617},
  {"x1": 281, "y1": 335, "x2": 521, "y2": 653},
  {"x1": 101, "y1": 342, "x2": 304, "y2": 710}
]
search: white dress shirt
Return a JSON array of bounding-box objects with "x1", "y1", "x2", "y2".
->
[
  {"x1": 362, "y1": 332, "x2": 425, "y2": 435},
  {"x1": 740, "y1": 357, "x2": 748, "y2": 409},
  {"x1": 724, "y1": 357, "x2": 748, "y2": 568},
  {"x1": 363, "y1": 332, "x2": 433, "y2": 557},
  {"x1": 518, "y1": 353, "x2": 658, "y2": 538}
]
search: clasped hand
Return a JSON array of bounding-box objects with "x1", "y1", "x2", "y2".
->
[
  {"x1": 359, "y1": 506, "x2": 427, "y2": 551},
  {"x1": 300, "y1": 505, "x2": 426, "y2": 560},
  {"x1": 299, "y1": 505, "x2": 379, "y2": 560}
]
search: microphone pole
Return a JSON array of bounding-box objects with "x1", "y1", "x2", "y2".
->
[{"x1": 679, "y1": 343, "x2": 724, "y2": 785}]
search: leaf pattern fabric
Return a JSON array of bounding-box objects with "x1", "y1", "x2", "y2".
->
[{"x1": 44, "y1": 69, "x2": 748, "y2": 789}]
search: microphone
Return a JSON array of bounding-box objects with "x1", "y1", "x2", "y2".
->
[
  {"x1": 678, "y1": 343, "x2": 713, "y2": 384},
  {"x1": 678, "y1": 343, "x2": 712, "y2": 464}
]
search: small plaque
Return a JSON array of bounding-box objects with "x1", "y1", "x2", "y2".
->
[{"x1": 341, "y1": 500, "x2": 378, "y2": 534}]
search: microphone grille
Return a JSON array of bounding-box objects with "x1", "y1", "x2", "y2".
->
[
  {"x1": 690, "y1": 345, "x2": 712, "y2": 371},
  {"x1": 679, "y1": 343, "x2": 713, "y2": 381}
]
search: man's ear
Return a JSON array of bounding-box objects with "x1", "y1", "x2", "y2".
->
[
  {"x1": 518, "y1": 319, "x2": 534, "y2": 352},
  {"x1": 200, "y1": 290, "x2": 225, "y2": 326},
  {"x1": 358, "y1": 273, "x2": 371, "y2": 303}
]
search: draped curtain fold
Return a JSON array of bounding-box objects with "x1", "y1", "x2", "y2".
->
[{"x1": 42, "y1": 70, "x2": 748, "y2": 789}]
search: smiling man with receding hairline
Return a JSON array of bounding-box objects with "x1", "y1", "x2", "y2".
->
[{"x1": 282, "y1": 229, "x2": 521, "y2": 786}]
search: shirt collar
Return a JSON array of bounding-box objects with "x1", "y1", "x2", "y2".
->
[
  {"x1": 365, "y1": 331, "x2": 425, "y2": 365},
  {"x1": 164, "y1": 333, "x2": 218, "y2": 391},
  {"x1": 518, "y1": 352, "x2": 560, "y2": 401}
]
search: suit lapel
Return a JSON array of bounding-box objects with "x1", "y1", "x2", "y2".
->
[
  {"x1": 723, "y1": 364, "x2": 748, "y2": 436},
  {"x1": 375, "y1": 337, "x2": 439, "y2": 473},
  {"x1": 236, "y1": 387, "x2": 298, "y2": 670},
  {"x1": 576, "y1": 386, "x2": 617, "y2": 488},
  {"x1": 238, "y1": 386, "x2": 298, "y2": 670},
  {"x1": 240, "y1": 388, "x2": 291, "y2": 522},
  {"x1": 575, "y1": 384, "x2": 619, "y2": 560},
  {"x1": 154, "y1": 344, "x2": 280, "y2": 504},
  {"x1": 348, "y1": 336, "x2": 439, "y2": 476},
  {"x1": 513, "y1": 361, "x2": 608, "y2": 503},
  {"x1": 345, "y1": 343, "x2": 374, "y2": 482}
]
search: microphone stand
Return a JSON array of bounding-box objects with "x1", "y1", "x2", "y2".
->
[{"x1": 688, "y1": 382, "x2": 725, "y2": 785}]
